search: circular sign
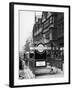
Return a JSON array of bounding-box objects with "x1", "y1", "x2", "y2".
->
[{"x1": 37, "y1": 44, "x2": 44, "y2": 52}]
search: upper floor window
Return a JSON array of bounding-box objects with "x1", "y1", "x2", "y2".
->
[{"x1": 50, "y1": 16, "x2": 53, "y2": 24}]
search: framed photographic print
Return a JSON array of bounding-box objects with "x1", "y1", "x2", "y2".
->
[{"x1": 9, "y1": 2, "x2": 70, "y2": 87}]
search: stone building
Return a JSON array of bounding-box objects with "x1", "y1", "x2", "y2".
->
[{"x1": 33, "y1": 11, "x2": 64, "y2": 49}]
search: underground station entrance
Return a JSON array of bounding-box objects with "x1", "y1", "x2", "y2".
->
[{"x1": 26, "y1": 44, "x2": 64, "y2": 78}]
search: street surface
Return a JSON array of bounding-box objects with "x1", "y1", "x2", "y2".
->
[
  {"x1": 35, "y1": 68, "x2": 64, "y2": 79},
  {"x1": 19, "y1": 61, "x2": 64, "y2": 79}
]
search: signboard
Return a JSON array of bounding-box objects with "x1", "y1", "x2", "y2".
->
[
  {"x1": 35, "y1": 44, "x2": 47, "y2": 52},
  {"x1": 36, "y1": 61, "x2": 46, "y2": 66},
  {"x1": 37, "y1": 44, "x2": 44, "y2": 52},
  {"x1": 30, "y1": 45, "x2": 51, "y2": 52}
]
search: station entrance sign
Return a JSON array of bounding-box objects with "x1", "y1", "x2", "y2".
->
[{"x1": 30, "y1": 44, "x2": 51, "y2": 52}]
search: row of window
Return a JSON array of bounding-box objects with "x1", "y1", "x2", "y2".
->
[
  {"x1": 43, "y1": 15, "x2": 54, "y2": 29},
  {"x1": 33, "y1": 15, "x2": 54, "y2": 37}
]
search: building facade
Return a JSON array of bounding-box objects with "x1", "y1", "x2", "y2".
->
[
  {"x1": 33, "y1": 11, "x2": 64, "y2": 49},
  {"x1": 33, "y1": 16, "x2": 43, "y2": 46},
  {"x1": 56, "y1": 13, "x2": 64, "y2": 48}
]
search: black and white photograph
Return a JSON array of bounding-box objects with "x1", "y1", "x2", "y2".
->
[
  {"x1": 9, "y1": 2, "x2": 70, "y2": 87},
  {"x1": 19, "y1": 11, "x2": 64, "y2": 79}
]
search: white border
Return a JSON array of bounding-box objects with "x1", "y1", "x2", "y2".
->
[{"x1": 14, "y1": 4, "x2": 69, "y2": 86}]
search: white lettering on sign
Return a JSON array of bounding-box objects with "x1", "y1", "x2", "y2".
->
[
  {"x1": 35, "y1": 44, "x2": 47, "y2": 52},
  {"x1": 30, "y1": 44, "x2": 51, "y2": 51},
  {"x1": 36, "y1": 61, "x2": 45, "y2": 66}
]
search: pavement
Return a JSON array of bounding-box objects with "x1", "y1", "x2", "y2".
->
[{"x1": 19, "y1": 63, "x2": 35, "y2": 79}]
